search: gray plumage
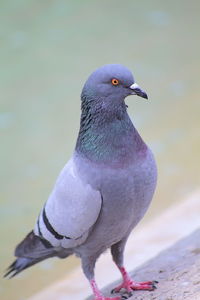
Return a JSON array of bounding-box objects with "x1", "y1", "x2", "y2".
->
[{"x1": 5, "y1": 64, "x2": 157, "y2": 299}]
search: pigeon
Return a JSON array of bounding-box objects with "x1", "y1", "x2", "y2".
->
[{"x1": 5, "y1": 64, "x2": 157, "y2": 300}]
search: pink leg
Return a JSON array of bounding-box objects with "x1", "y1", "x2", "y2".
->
[
  {"x1": 90, "y1": 279, "x2": 121, "y2": 300},
  {"x1": 111, "y1": 267, "x2": 158, "y2": 294}
]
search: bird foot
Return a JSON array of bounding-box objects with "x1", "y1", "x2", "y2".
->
[
  {"x1": 111, "y1": 279, "x2": 158, "y2": 294},
  {"x1": 90, "y1": 279, "x2": 121, "y2": 300}
]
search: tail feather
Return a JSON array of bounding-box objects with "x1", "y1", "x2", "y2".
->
[
  {"x1": 4, "y1": 230, "x2": 56, "y2": 278},
  {"x1": 4, "y1": 230, "x2": 73, "y2": 278},
  {"x1": 4, "y1": 257, "x2": 39, "y2": 278},
  {"x1": 15, "y1": 231, "x2": 54, "y2": 259}
]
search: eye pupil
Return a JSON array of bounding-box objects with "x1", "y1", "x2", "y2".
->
[{"x1": 111, "y1": 78, "x2": 119, "y2": 85}]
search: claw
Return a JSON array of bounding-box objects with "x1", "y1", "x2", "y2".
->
[
  {"x1": 121, "y1": 295, "x2": 130, "y2": 300},
  {"x1": 121, "y1": 291, "x2": 132, "y2": 299}
]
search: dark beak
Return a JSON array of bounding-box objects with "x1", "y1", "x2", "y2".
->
[{"x1": 129, "y1": 83, "x2": 148, "y2": 99}]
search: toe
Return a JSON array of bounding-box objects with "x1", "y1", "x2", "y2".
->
[{"x1": 121, "y1": 291, "x2": 132, "y2": 299}]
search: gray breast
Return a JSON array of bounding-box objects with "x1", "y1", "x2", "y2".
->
[{"x1": 75, "y1": 148, "x2": 157, "y2": 255}]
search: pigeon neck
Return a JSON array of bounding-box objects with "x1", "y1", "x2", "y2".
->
[{"x1": 75, "y1": 99, "x2": 147, "y2": 167}]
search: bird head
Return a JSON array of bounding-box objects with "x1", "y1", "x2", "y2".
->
[{"x1": 81, "y1": 64, "x2": 148, "y2": 106}]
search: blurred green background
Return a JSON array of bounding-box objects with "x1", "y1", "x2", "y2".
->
[{"x1": 1, "y1": 0, "x2": 199, "y2": 299}]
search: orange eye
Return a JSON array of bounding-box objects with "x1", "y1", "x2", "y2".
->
[{"x1": 111, "y1": 78, "x2": 119, "y2": 86}]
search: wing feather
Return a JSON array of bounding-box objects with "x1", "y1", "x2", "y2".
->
[{"x1": 34, "y1": 158, "x2": 102, "y2": 248}]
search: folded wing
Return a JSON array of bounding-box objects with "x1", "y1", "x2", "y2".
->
[{"x1": 34, "y1": 158, "x2": 102, "y2": 248}]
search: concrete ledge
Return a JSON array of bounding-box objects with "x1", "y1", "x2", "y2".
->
[
  {"x1": 93, "y1": 229, "x2": 200, "y2": 300},
  {"x1": 28, "y1": 190, "x2": 200, "y2": 300}
]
